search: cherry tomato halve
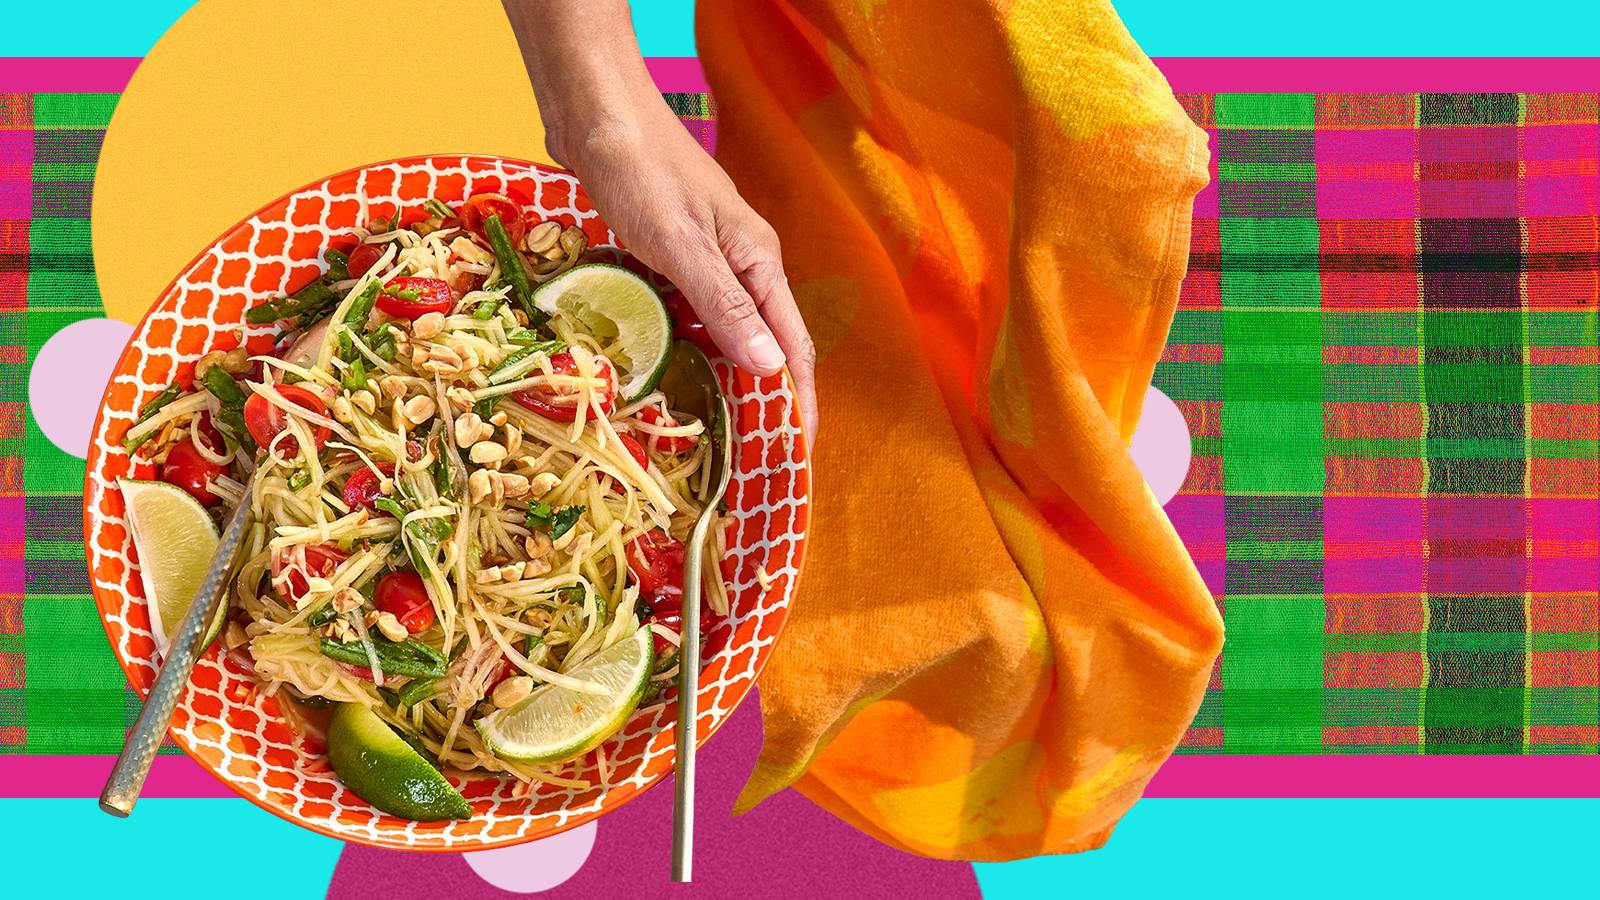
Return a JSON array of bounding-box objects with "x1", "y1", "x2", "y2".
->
[
  {"x1": 375, "y1": 570, "x2": 435, "y2": 634},
  {"x1": 243, "y1": 384, "x2": 332, "y2": 459},
  {"x1": 637, "y1": 407, "x2": 698, "y2": 455},
  {"x1": 510, "y1": 353, "x2": 617, "y2": 422},
  {"x1": 643, "y1": 610, "x2": 691, "y2": 659},
  {"x1": 620, "y1": 434, "x2": 648, "y2": 468},
  {"x1": 273, "y1": 544, "x2": 350, "y2": 607},
  {"x1": 662, "y1": 290, "x2": 719, "y2": 357},
  {"x1": 458, "y1": 193, "x2": 527, "y2": 246},
  {"x1": 346, "y1": 243, "x2": 384, "y2": 278},
  {"x1": 376, "y1": 277, "x2": 454, "y2": 320},
  {"x1": 343, "y1": 463, "x2": 395, "y2": 514},
  {"x1": 627, "y1": 530, "x2": 686, "y2": 612},
  {"x1": 160, "y1": 440, "x2": 226, "y2": 506}
]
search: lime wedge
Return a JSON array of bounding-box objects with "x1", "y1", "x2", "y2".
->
[
  {"x1": 477, "y1": 626, "x2": 654, "y2": 764},
  {"x1": 532, "y1": 264, "x2": 672, "y2": 402},
  {"x1": 118, "y1": 478, "x2": 226, "y2": 654},
  {"x1": 327, "y1": 702, "x2": 471, "y2": 821}
]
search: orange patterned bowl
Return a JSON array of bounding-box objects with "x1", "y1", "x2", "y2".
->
[{"x1": 82, "y1": 156, "x2": 809, "y2": 850}]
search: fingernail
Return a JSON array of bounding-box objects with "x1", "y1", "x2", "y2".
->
[{"x1": 746, "y1": 333, "x2": 786, "y2": 372}]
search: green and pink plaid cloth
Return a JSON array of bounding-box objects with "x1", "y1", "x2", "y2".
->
[{"x1": 3, "y1": 91, "x2": 1596, "y2": 757}]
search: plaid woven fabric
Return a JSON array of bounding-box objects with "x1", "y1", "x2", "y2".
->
[
  {"x1": 1163, "y1": 92, "x2": 1600, "y2": 755},
  {"x1": 663, "y1": 92, "x2": 719, "y2": 153},
  {"x1": 3, "y1": 92, "x2": 141, "y2": 754},
  {"x1": 5, "y1": 90, "x2": 1597, "y2": 758}
]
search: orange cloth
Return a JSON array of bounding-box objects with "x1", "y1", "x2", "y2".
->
[{"x1": 698, "y1": 0, "x2": 1225, "y2": 861}]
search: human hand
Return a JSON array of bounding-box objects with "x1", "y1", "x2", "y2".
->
[{"x1": 503, "y1": 0, "x2": 818, "y2": 445}]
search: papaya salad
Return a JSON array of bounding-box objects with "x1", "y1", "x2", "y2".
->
[{"x1": 117, "y1": 191, "x2": 728, "y2": 819}]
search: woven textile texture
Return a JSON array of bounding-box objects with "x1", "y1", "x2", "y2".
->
[
  {"x1": 1164, "y1": 92, "x2": 1600, "y2": 755},
  {"x1": 4, "y1": 91, "x2": 1598, "y2": 758}
]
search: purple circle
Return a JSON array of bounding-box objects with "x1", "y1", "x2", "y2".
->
[
  {"x1": 462, "y1": 821, "x2": 597, "y2": 892},
  {"x1": 326, "y1": 689, "x2": 981, "y2": 897},
  {"x1": 29, "y1": 317, "x2": 134, "y2": 458},
  {"x1": 1127, "y1": 385, "x2": 1192, "y2": 505}
]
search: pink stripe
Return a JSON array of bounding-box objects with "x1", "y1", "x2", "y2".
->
[
  {"x1": 0, "y1": 57, "x2": 141, "y2": 93},
  {"x1": 6, "y1": 753, "x2": 1596, "y2": 798},
  {"x1": 1147, "y1": 755, "x2": 1600, "y2": 798},
  {"x1": 644, "y1": 57, "x2": 711, "y2": 93},
  {"x1": 1191, "y1": 128, "x2": 1220, "y2": 217},
  {"x1": 0, "y1": 499, "x2": 22, "y2": 595},
  {"x1": 0, "y1": 132, "x2": 30, "y2": 219},
  {"x1": 1, "y1": 755, "x2": 233, "y2": 799},
  {"x1": 1153, "y1": 57, "x2": 1600, "y2": 93}
]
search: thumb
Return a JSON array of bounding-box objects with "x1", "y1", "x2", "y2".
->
[{"x1": 659, "y1": 235, "x2": 786, "y2": 378}]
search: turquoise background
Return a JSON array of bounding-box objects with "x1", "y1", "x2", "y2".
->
[
  {"x1": 4, "y1": 1, "x2": 1599, "y2": 897},
  {"x1": 7, "y1": 798, "x2": 1598, "y2": 894},
  {"x1": 3, "y1": 1, "x2": 1598, "y2": 57}
]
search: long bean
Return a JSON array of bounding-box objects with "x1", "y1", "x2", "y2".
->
[{"x1": 485, "y1": 214, "x2": 547, "y2": 328}]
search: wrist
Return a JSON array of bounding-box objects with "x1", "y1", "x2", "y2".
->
[{"x1": 501, "y1": 0, "x2": 656, "y2": 167}]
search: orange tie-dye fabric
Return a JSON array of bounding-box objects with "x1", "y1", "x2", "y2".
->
[{"x1": 698, "y1": 0, "x2": 1225, "y2": 861}]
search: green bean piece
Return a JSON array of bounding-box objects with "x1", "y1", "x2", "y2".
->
[
  {"x1": 472, "y1": 300, "x2": 500, "y2": 320},
  {"x1": 484, "y1": 214, "x2": 546, "y2": 327},
  {"x1": 397, "y1": 677, "x2": 438, "y2": 707},
  {"x1": 120, "y1": 430, "x2": 157, "y2": 453},
  {"x1": 323, "y1": 248, "x2": 350, "y2": 282},
  {"x1": 487, "y1": 340, "x2": 564, "y2": 382},
  {"x1": 306, "y1": 602, "x2": 339, "y2": 628},
  {"x1": 136, "y1": 383, "x2": 182, "y2": 422},
  {"x1": 287, "y1": 468, "x2": 311, "y2": 491},
  {"x1": 318, "y1": 637, "x2": 447, "y2": 679},
  {"x1": 424, "y1": 198, "x2": 454, "y2": 219}
]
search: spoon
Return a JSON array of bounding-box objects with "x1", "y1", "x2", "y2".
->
[
  {"x1": 100, "y1": 496, "x2": 254, "y2": 816},
  {"x1": 655, "y1": 340, "x2": 735, "y2": 882},
  {"x1": 100, "y1": 322, "x2": 327, "y2": 817}
]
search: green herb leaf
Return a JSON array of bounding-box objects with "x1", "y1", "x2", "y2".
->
[
  {"x1": 373, "y1": 497, "x2": 406, "y2": 519},
  {"x1": 343, "y1": 357, "x2": 369, "y2": 393},
  {"x1": 550, "y1": 506, "x2": 585, "y2": 540},
  {"x1": 368, "y1": 323, "x2": 398, "y2": 362},
  {"x1": 523, "y1": 501, "x2": 553, "y2": 531},
  {"x1": 200, "y1": 366, "x2": 248, "y2": 409}
]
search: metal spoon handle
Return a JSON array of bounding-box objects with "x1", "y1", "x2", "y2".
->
[
  {"x1": 100, "y1": 497, "x2": 255, "y2": 817},
  {"x1": 670, "y1": 515, "x2": 713, "y2": 882}
]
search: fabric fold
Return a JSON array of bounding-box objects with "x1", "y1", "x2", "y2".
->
[{"x1": 700, "y1": 0, "x2": 1223, "y2": 860}]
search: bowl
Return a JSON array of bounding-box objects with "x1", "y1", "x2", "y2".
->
[{"x1": 82, "y1": 155, "x2": 809, "y2": 850}]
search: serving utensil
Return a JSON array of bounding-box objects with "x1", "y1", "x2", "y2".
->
[
  {"x1": 655, "y1": 340, "x2": 735, "y2": 882},
  {"x1": 102, "y1": 321, "x2": 323, "y2": 818},
  {"x1": 100, "y1": 494, "x2": 255, "y2": 816}
]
